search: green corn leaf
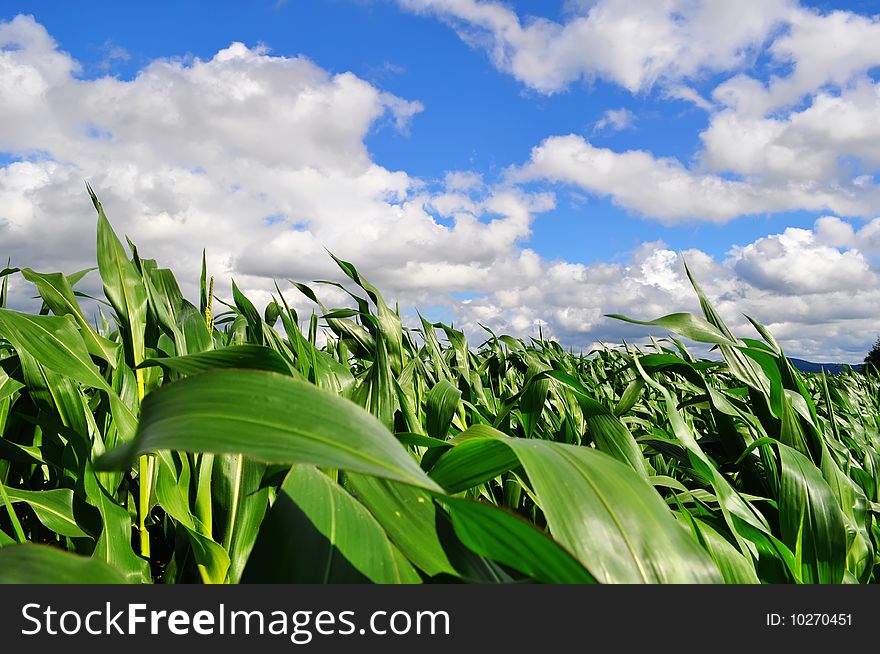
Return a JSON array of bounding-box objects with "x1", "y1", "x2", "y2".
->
[
  {"x1": 20, "y1": 268, "x2": 120, "y2": 365},
  {"x1": 344, "y1": 473, "x2": 458, "y2": 578},
  {"x1": 140, "y1": 344, "x2": 294, "y2": 377},
  {"x1": 586, "y1": 413, "x2": 649, "y2": 478},
  {"x1": 441, "y1": 496, "x2": 596, "y2": 584},
  {"x1": 16, "y1": 349, "x2": 91, "y2": 444},
  {"x1": 95, "y1": 369, "x2": 440, "y2": 492},
  {"x1": 0, "y1": 263, "x2": 14, "y2": 308},
  {"x1": 3, "y1": 488, "x2": 94, "y2": 539},
  {"x1": 153, "y1": 451, "x2": 231, "y2": 584},
  {"x1": 519, "y1": 362, "x2": 550, "y2": 439},
  {"x1": 428, "y1": 436, "x2": 520, "y2": 493},
  {"x1": 503, "y1": 437, "x2": 722, "y2": 583},
  {"x1": 427, "y1": 425, "x2": 721, "y2": 583},
  {"x1": 242, "y1": 465, "x2": 420, "y2": 583},
  {"x1": 613, "y1": 378, "x2": 644, "y2": 416},
  {"x1": 0, "y1": 364, "x2": 24, "y2": 403},
  {"x1": 544, "y1": 371, "x2": 647, "y2": 475},
  {"x1": 0, "y1": 310, "x2": 137, "y2": 442},
  {"x1": 232, "y1": 280, "x2": 265, "y2": 345},
  {"x1": 425, "y1": 379, "x2": 461, "y2": 439},
  {"x1": 83, "y1": 465, "x2": 151, "y2": 584},
  {"x1": 777, "y1": 443, "x2": 848, "y2": 584},
  {"x1": 90, "y1": 185, "x2": 148, "y2": 368},
  {"x1": 683, "y1": 516, "x2": 760, "y2": 584},
  {"x1": 328, "y1": 253, "x2": 404, "y2": 375},
  {"x1": 607, "y1": 312, "x2": 738, "y2": 346},
  {"x1": 0, "y1": 544, "x2": 126, "y2": 584},
  {"x1": 177, "y1": 301, "x2": 214, "y2": 354},
  {"x1": 0, "y1": 310, "x2": 108, "y2": 390},
  {"x1": 143, "y1": 266, "x2": 185, "y2": 340},
  {"x1": 350, "y1": 336, "x2": 397, "y2": 429},
  {"x1": 213, "y1": 454, "x2": 269, "y2": 584}
]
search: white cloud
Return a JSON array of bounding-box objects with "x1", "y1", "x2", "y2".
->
[
  {"x1": 2, "y1": 14, "x2": 879, "y2": 364},
  {"x1": 403, "y1": 2, "x2": 880, "y2": 226},
  {"x1": 401, "y1": 1, "x2": 880, "y2": 108},
  {"x1": 592, "y1": 108, "x2": 634, "y2": 134},
  {"x1": 0, "y1": 14, "x2": 548, "y2": 318},
  {"x1": 814, "y1": 215, "x2": 880, "y2": 256},
  {"x1": 399, "y1": 0, "x2": 793, "y2": 94},
  {"x1": 400, "y1": 0, "x2": 880, "y2": 360},
  {"x1": 713, "y1": 8, "x2": 880, "y2": 115},
  {"x1": 729, "y1": 227, "x2": 875, "y2": 294},
  {"x1": 514, "y1": 134, "x2": 880, "y2": 222},
  {"x1": 449, "y1": 217, "x2": 880, "y2": 362},
  {"x1": 701, "y1": 82, "x2": 880, "y2": 181},
  {"x1": 443, "y1": 170, "x2": 483, "y2": 191},
  {"x1": 664, "y1": 85, "x2": 715, "y2": 111}
]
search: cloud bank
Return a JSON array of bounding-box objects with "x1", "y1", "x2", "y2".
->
[{"x1": 2, "y1": 10, "x2": 879, "y2": 362}]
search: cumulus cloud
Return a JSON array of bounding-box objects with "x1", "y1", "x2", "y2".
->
[
  {"x1": 97, "y1": 40, "x2": 130, "y2": 73},
  {"x1": 398, "y1": 0, "x2": 793, "y2": 94},
  {"x1": 449, "y1": 217, "x2": 880, "y2": 362},
  {"x1": 712, "y1": 8, "x2": 880, "y2": 115},
  {"x1": 514, "y1": 134, "x2": 880, "y2": 222},
  {"x1": 702, "y1": 82, "x2": 880, "y2": 181},
  {"x1": 814, "y1": 215, "x2": 880, "y2": 257},
  {"x1": 443, "y1": 170, "x2": 483, "y2": 192},
  {"x1": 729, "y1": 227, "x2": 875, "y2": 294},
  {"x1": 2, "y1": 13, "x2": 879, "y2": 363},
  {"x1": 404, "y1": 1, "x2": 880, "y2": 225},
  {"x1": 400, "y1": 1, "x2": 880, "y2": 106},
  {"x1": 0, "y1": 14, "x2": 548, "y2": 318}
]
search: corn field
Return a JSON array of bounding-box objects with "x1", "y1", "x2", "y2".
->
[{"x1": 0, "y1": 189, "x2": 878, "y2": 584}]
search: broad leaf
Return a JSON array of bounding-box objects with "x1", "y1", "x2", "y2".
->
[
  {"x1": 4, "y1": 488, "x2": 94, "y2": 539},
  {"x1": 242, "y1": 465, "x2": 420, "y2": 583},
  {"x1": 0, "y1": 544, "x2": 126, "y2": 584},
  {"x1": 96, "y1": 369, "x2": 441, "y2": 492}
]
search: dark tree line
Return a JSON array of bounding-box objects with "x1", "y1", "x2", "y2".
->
[{"x1": 866, "y1": 337, "x2": 880, "y2": 372}]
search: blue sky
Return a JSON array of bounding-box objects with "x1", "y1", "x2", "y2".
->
[
  {"x1": 10, "y1": 0, "x2": 806, "y2": 260},
  {"x1": 2, "y1": 1, "x2": 880, "y2": 360}
]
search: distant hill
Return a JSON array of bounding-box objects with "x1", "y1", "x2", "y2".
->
[{"x1": 788, "y1": 358, "x2": 864, "y2": 374}]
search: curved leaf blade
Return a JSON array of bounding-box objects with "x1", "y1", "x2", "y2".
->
[
  {"x1": 427, "y1": 426, "x2": 721, "y2": 584},
  {"x1": 20, "y1": 268, "x2": 119, "y2": 365},
  {"x1": 0, "y1": 544, "x2": 126, "y2": 584},
  {"x1": 95, "y1": 369, "x2": 440, "y2": 492},
  {"x1": 778, "y1": 444, "x2": 848, "y2": 584},
  {"x1": 242, "y1": 465, "x2": 420, "y2": 583},
  {"x1": 344, "y1": 473, "x2": 458, "y2": 578},
  {"x1": 442, "y1": 496, "x2": 596, "y2": 584},
  {"x1": 507, "y1": 439, "x2": 722, "y2": 584},
  {"x1": 4, "y1": 488, "x2": 93, "y2": 539},
  {"x1": 425, "y1": 379, "x2": 461, "y2": 439},
  {"x1": 140, "y1": 345, "x2": 293, "y2": 377},
  {"x1": 607, "y1": 312, "x2": 738, "y2": 346}
]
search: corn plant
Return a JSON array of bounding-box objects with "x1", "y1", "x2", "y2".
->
[{"x1": 0, "y1": 190, "x2": 877, "y2": 584}]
